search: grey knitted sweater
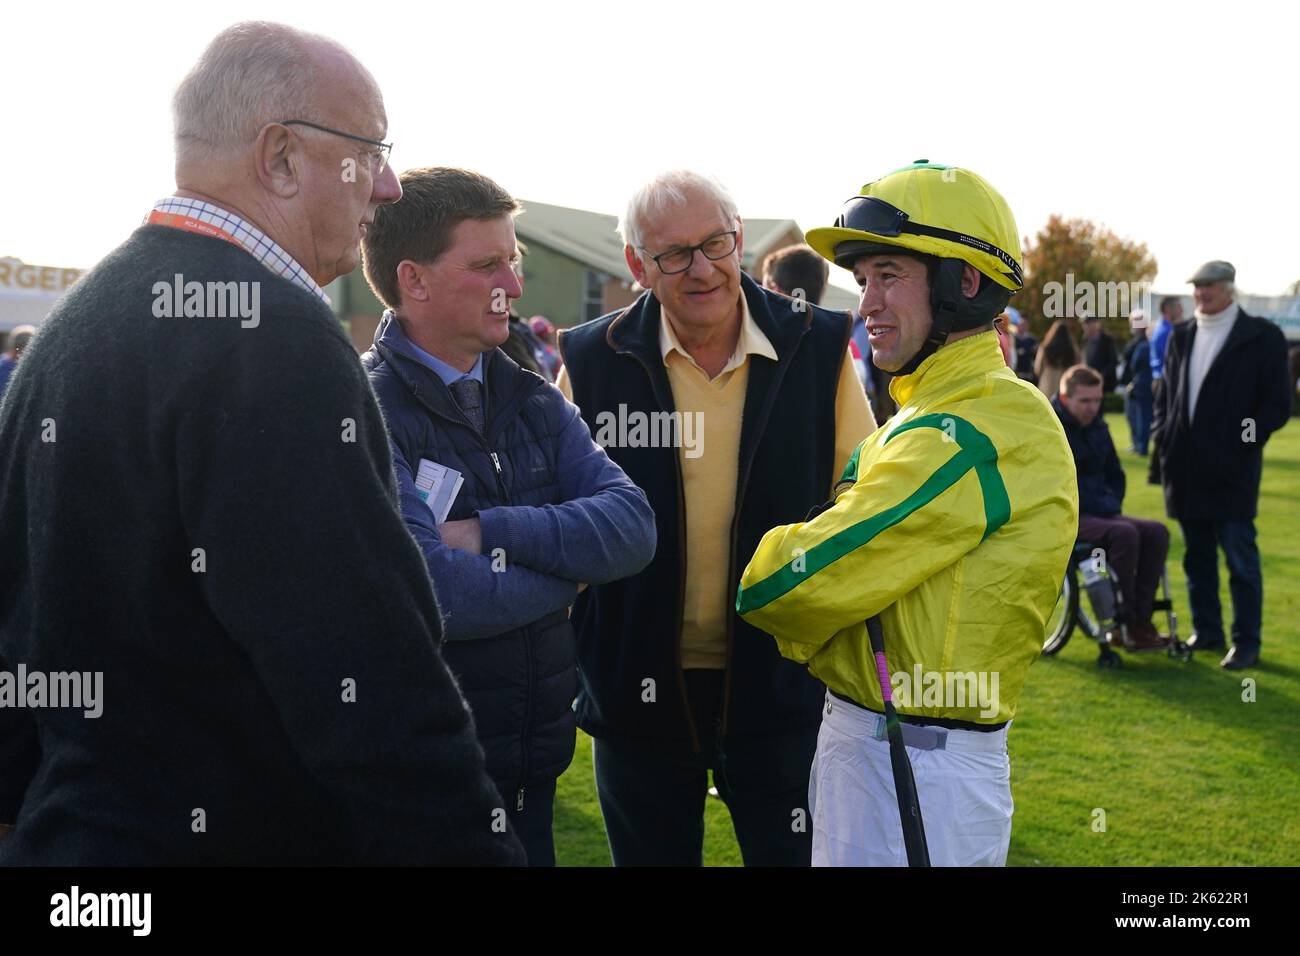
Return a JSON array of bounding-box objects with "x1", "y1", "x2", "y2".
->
[{"x1": 0, "y1": 225, "x2": 524, "y2": 865}]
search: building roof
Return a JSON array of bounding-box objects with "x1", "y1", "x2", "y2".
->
[
  {"x1": 515, "y1": 200, "x2": 629, "y2": 278},
  {"x1": 515, "y1": 199, "x2": 805, "y2": 279}
]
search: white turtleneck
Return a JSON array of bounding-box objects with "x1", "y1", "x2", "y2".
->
[{"x1": 1187, "y1": 301, "x2": 1239, "y2": 422}]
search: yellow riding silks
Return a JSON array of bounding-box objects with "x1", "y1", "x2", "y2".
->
[{"x1": 737, "y1": 332, "x2": 1078, "y2": 723}]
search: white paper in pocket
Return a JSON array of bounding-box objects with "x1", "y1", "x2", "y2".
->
[{"x1": 414, "y1": 458, "x2": 464, "y2": 523}]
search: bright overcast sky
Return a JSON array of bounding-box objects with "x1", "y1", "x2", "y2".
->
[{"x1": 4, "y1": 0, "x2": 1297, "y2": 295}]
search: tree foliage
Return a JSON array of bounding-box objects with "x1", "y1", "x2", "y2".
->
[{"x1": 1017, "y1": 215, "x2": 1158, "y2": 340}]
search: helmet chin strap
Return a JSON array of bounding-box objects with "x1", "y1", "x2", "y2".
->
[{"x1": 891, "y1": 260, "x2": 1012, "y2": 377}]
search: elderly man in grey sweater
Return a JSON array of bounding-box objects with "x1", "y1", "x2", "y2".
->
[{"x1": 0, "y1": 22, "x2": 523, "y2": 865}]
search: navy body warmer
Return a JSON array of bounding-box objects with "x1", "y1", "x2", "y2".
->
[{"x1": 560, "y1": 274, "x2": 852, "y2": 748}]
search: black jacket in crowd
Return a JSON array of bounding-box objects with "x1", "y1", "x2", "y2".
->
[
  {"x1": 0, "y1": 226, "x2": 524, "y2": 865},
  {"x1": 1014, "y1": 332, "x2": 1039, "y2": 381},
  {"x1": 1149, "y1": 307, "x2": 1291, "y2": 522},
  {"x1": 1119, "y1": 333, "x2": 1153, "y2": 401},
  {"x1": 559, "y1": 274, "x2": 851, "y2": 749},
  {"x1": 1052, "y1": 396, "x2": 1124, "y2": 517},
  {"x1": 1084, "y1": 329, "x2": 1120, "y2": 393}
]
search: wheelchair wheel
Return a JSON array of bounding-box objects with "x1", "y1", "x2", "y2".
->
[
  {"x1": 1076, "y1": 592, "x2": 1105, "y2": 641},
  {"x1": 1042, "y1": 568, "x2": 1079, "y2": 655}
]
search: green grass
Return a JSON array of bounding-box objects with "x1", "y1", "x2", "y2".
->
[
  {"x1": 553, "y1": 414, "x2": 1300, "y2": 866},
  {"x1": 554, "y1": 737, "x2": 744, "y2": 867}
]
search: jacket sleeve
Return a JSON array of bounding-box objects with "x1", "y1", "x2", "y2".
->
[
  {"x1": 475, "y1": 394, "x2": 657, "y2": 585},
  {"x1": 177, "y1": 322, "x2": 524, "y2": 865},
  {"x1": 1150, "y1": 322, "x2": 1168, "y2": 380},
  {"x1": 1148, "y1": 333, "x2": 1178, "y2": 484},
  {"x1": 1104, "y1": 427, "x2": 1127, "y2": 510},
  {"x1": 1255, "y1": 324, "x2": 1293, "y2": 441},
  {"x1": 391, "y1": 438, "x2": 582, "y2": 640},
  {"x1": 736, "y1": 422, "x2": 997, "y2": 655},
  {"x1": 0, "y1": 654, "x2": 38, "y2": 826}
]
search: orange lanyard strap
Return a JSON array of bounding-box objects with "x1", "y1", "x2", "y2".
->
[{"x1": 147, "y1": 210, "x2": 247, "y2": 251}]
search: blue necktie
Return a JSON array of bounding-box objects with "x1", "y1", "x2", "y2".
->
[{"x1": 449, "y1": 377, "x2": 485, "y2": 434}]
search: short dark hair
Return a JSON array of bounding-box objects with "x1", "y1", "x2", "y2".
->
[
  {"x1": 362, "y1": 167, "x2": 520, "y2": 310},
  {"x1": 761, "y1": 243, "x2": 829, "y2": 305},
  {"x1": 1159, "y1": 296, "x2": 1181, "y2": 315},
  {"x1": 1061, "y1": 363, "x2": 1103, "y2": 396}
]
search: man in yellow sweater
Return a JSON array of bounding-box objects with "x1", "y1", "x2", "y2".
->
[
  {"x1": 737, "y1": 161, "x2": 1078, "y2": 866},
  {"x1": 558, "y1": 170, "x2": 874, "y2": 865}
]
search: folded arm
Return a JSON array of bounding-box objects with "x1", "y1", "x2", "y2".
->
[
  {"x1": 392, "y1": 443, "x2": 581, "y2": 640},
  {"x1": 475, "y1": 394, "x2": 657, "y2": 585},
  {"x1": 737, "y1": 418, "x2": 998, "y2": 660}
]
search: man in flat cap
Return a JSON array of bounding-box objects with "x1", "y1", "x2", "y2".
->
[{"x1": 1149, "y1": 261, "x2": 1291, "y2": 669}]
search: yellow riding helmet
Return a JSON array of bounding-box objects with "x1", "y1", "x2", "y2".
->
[{"x1": 806, "y1": 160, "x2": 1024, "y2": 292}]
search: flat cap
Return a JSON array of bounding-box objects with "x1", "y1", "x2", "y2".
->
[{"x1": 1188, "y1": 260, "x2": 1235, "y2": 284}]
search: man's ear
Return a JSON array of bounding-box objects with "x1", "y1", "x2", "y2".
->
[
  {"x1": 254, "y1": 123, "x2": 300, "y2": 199},
  {"x1": 961, "y1": 263, "x2": 981, "y2": 299},
  {"x1": 396, "y1": 260, "x2": 430, "y2": 305},
  {"x1": 624, "y1": 245, "x2": 648, "y2": 287}
]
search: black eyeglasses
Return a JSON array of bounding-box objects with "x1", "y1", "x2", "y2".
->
[
  {"x1": 835, "y1": 195, "x2": 1023, "y2": 287},
  {"x1": 641, "y1": 230, "x2": 738, "y2": 275},
  {"x1": 280, "y1": 119, "x2": 393, "y2": 174}
]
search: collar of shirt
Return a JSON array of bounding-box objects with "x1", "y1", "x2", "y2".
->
[
  {"x1": 889, "y1": 329, "x2": 1004, "y2": 408},
  {"x1": 148, "y1": 196, "x2": 330, "y2": 305},
  {"x1": 399, "y1": 330, "x2": 485, "y2": 388},
  {"x1": 659, "y1": 293, "x2": 777, "y2": 375}
]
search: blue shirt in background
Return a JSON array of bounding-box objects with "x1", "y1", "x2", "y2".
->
[{"x1": 0, "y1": 355, "x2": 16, "y2": 401}]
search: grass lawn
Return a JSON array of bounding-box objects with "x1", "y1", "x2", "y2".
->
[{"x1": 553, "y1": 412, "x2": 1300, "y2": 867}]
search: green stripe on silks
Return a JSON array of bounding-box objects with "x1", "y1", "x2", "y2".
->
[
  {"x1": 735, "y1": 413, "x2": 1010, "y2": 616},
  {"x1": 736, "y1": 450, "x2": 972, "y2": 614},
  {"x1": 886, "y1": 414, "x2": 1010, "y2": 540},
  {"x1": 840, "y1": 442, "x2": 864, "y2": 484}
]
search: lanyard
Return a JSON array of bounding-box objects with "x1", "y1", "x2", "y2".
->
[{"x1": 147, "y1": 210, "x2": 247, "y2": 251}]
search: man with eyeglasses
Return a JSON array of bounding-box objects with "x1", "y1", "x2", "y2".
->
[
  {"x1": 0, "y1": 22, "x2": 523, "y2": 865},
  {"x1": 556, "y1": 170, "x2": 875, "y2": 866}
]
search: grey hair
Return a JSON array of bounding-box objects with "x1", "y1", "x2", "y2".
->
[
  {"x1": 7, "y1": 324, "x2": 36, "y2": 353},
  {"x1": 172, "y1": 21, "x2": 352, "y2": 162},
  {"x1": 618, "y1": 170, "x2": 740, "y2": 249}
]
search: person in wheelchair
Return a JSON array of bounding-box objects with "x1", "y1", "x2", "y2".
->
[{"x1": 1053, "y1": 365, "x2": 1171, "y2": 651}]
